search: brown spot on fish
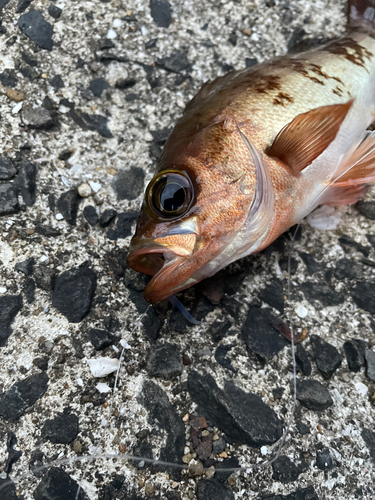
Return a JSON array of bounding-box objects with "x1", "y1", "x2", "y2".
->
[
  {"x1": 332, "y1": 88, "x2": 344, "y2": 96},
  {"x1": 273, "y1": 92, "x2": 294, "y2": 106},
  {"x1": 307, "y1": 76, "x2": 325, "y2": 85},
  {"x1": 325, "y1": 37, "x2": 373, "y2": 68},
  {"x1": 252, "y1": 75, "x2": 281, "y2": 94}
]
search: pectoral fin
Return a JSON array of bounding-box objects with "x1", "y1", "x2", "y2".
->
[{"x1": 266, "y1": 100, "x2": 353, "y2": 174}]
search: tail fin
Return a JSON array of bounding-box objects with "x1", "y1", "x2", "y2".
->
[{"x1": 348, "y1": 0, "x2": 375, "y2": 31}]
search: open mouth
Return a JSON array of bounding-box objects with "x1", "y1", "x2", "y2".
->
[{"x1": 127, "y1": 245, "x2": 185, "y2": 303}]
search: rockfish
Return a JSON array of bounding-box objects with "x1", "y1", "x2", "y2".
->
[{"x1": 128, "y1": 0, "x2": 375, "y2": 304}]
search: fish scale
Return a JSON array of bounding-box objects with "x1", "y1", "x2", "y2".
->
[{"x1": 128, "y1": 0, "x2": 375, "y2": 305}]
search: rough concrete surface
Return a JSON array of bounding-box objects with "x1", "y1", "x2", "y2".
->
[{"x1": 0, "y1": 0, "x2": 375, "y2": 499}]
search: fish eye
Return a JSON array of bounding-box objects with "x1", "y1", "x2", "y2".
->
[{"x1": 147, "y1": 170, "x2": 193, "y2": 218}]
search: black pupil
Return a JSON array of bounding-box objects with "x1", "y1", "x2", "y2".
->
[{"x1": 160, "y1": 182, "x2": 185, "y2": 212}]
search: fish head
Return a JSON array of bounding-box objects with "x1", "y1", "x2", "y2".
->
[{"x1": 128, "y1": 120, "x2": 273, "y2": 303}]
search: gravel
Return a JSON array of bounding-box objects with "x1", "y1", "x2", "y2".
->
[{"x1": 0, "y1": 0, "x2": 374, "y2": 499}]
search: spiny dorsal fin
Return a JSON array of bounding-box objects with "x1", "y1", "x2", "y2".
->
[{"x1": 266, "y1": 100, "x2": 353, "y2": 174}]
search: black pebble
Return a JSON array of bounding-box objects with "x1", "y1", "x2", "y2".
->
[
  {"x1": 21, "y1": 51, "x2": 37, "y2": 66},
  {"x1": 57, "y1": 187, "x2": 81, "y2": 225},
  {"x1": 209, "y1": 317, "x2": 232, "y2": 343},
  {"x1": 169, "y1": 307, "x2": 189, "y2": 333},
  {"x1": 24, "y1": 277, "x2": 35, "y2": 303},
  {"x1": 149, "y1": 0, "x2": 172, "y2": 28},
  {"x1": 299, "y1": 251, "x2": 320, "y2": 275},
  {"x1": 50, "y1": 74, "x2": 64, "y2": 89},
  {"x1": 33, "y1": 357, "x2": 48, "y2": 371},
  {"x1": 0, "y1": 371, "x2": 49, "y2": 421},
  {"x1": 145, "y1": 38, "x2": 157, "y2": 49},
  {"x1": 23, "y1": 107, "x2": 55, "y2": 129},
  {"x1": 112, "y1": 167, "x2": 145, "y2": 200},
  {"x1": 98, "y1": 38, "x2": 115, "y2": 50},
  {"x1": 156, "y1": 50, "x2": 191, "y2": 73},
  {"x1": 300, "y1": 282, "x2": 345, "y2": 307},
  {"x1": 365, "y1": 349, "x2": 375, "y2": 382},
  {"x1": 18, "y1": 10, "x2": 54, "y2": 51},
  {"x1": 42, "y1": 95, "x2": 54, "y2": 110},
  {"x1": 196, "y1": 478, "x2": 235, "y2": 500},
  {"x1": 16, "y1": 159, "x2": 37, "y2": 206},
  {"x1": 33, "y1": 467, "x2": 87, "y2": 500},
  {"x1": 352, "y1": 281, "x2": 375, "y2": 314},
  {"x1": 41, "y1": 412, "x2": 79, "y2": 444},
  {"x1": 356, "y1": 200, "x2": 375, "y2": 220},
  {"x1": 310, "y1": 335, "x2": 342, "y2": 379},
  {"x1": 295, "y1": 343, "x2": 312, "y2": 376},
  {"x1": 89, "y1": 78, "x2": 110, "y2": 97},
  {"x1": 242, "y1": 306, "x2": 288, "y2": 361},
  {"x1": 16, "y1": 0, "x2": 32, "y2": 13},
  {"x1": 15, "y1": 257, "x2": 35, "y2": 276},
  {"x1": 0, "y1": 157, "x2": 16, "y2": 180},
  {"x1": 362, "y1": 427, "x2": 375, "y2": 463},
  {"x1": 83, "y1": 205, "x2": 98, "y2": 225},
  {"x1": 35, "y1": 225, "x2": 62, "y2": 237},
  {"x1": 187, "y1": 371, "x2": 284, "y2": 447},
  {"x1": 272, "y1": 455, "x2": 308, "y2": 483},
  {"x1": 125, "y1": 92, "x2": 138, "y2": 102},
  {"x1": 4, "y1": 432, "x2": 22, "y2": 474},
  {"x1": 245, "y1": 57, "x2": 258, "y2": 68},
  {"x1": 259, "y1": 279, "x2": 284, "y2": 313},
  {"x1": 99, "y1": 208, "x2": 117, "y2": 228},
  {"x1": 366, "y1": 234, "x2": 375, "y2": 248},
  {"x1": 138, "y1": 380, "x2": 184, "y2": 480},
  {"x1": 58, "y1": 149, "x2": 74, "y2": 161},
  {"x1": 0, "y1": 70, "x2": 18, "y2": 87},
  {"x1": 343, "y1": 339, "x2": 367, "y2": 372},
  {"x1": 48, "y1": 4, "x2": 62, "y2": 19},
  {"x1": 146, "y1": 343, "x2": 183, "y2": 379},
  {"x1": 115, "y1": 77, "x2": 136, "y2": 89},
  {"x1": 106, "y1": 211, "x2": 138, "y2": 240},
  {"x1": 0, "y1": 478, "x2": 17, "y2": 499},
  {"x1": 0, "y1": 183, "x2": 19, "y2": 215},
  {"x1": 272, "y1": 387, "x2": 284, "y2": 400},
  {"x1": 89, "y1": 328, "x2": 117, "y2": 350},
  {"x1": 296, "y1": 420, "x2": 310, "y2": 435},
  {"x1": 69, "y1": 108, "x2": 113, "y2": 138},
  {"x1": 0, "y1": 295, "x2": 23, "y2": 347},
  {"x1": 228, "y1": 31, "x2": 237, "y2": 46},
  {"x1": 215, "y1": 345, "x2": 236, "y2": 372},
  {"x1": 339, "y1": 234, "x2": 370, "y2": 256},
  {"x1": 52, "y1": 267, "x2": 97, "y2": 323},
  {"x1": 316, "y1": 448, "x2": 336, "y2": 471},
  {"x1": 333, "y1": 258, "x2": 363, "y2": 280},
  {"x1": 296, "y1": 379, "x2": 333, "y2": 411},
  {"x1": 33, "y1": 265, "x2": 55, "y2": 291}
]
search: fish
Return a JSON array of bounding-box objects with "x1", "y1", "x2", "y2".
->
[{"x1": 128, "y1": 0, "x2": 375, "y2": 305}]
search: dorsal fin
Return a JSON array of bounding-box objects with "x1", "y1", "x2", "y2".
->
[{"x1": 266, "y1": 100, "x2": 353, "y2": 174}]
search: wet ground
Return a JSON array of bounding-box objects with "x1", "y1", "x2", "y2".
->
[{"x1": 0, "y1": 0, "x2": 375, "y2": 499}]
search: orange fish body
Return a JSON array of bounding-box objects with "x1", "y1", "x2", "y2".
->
[{"x1": 128, "y1": 0, "x2": 375, "y2": 304}]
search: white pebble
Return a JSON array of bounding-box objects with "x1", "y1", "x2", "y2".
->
[
  {"x1": 107, "y1": 29, "x2": 117, "y2": 39},
  {"x1": 0, "y1": 286, "x2": 7, "y2": 294},
  {"x1": 12, "y1": 102, "x2": 23, "y2": 114},
  {"x1": 55, "y1": 213, "x2": 64, "y2": 220},
  {"x1": 141, "y1": 26, "x2": 148, "y2": 36},
  {"x1": 113, "y1": 18, "x2": 122, "y2": 28},
  {"x1": 296, "y1": 304, "x2": 308, "y2": 318},
  {"x1": 58, "y1": 105, "x2": 71, "y2": 114},
  {"x1": 78, "y1": 183, "x2": 92, "y2": 197},
  {"x1": 76, "y1": 378, "x2": 83, "y2": 387},
  {"x1": 354, "y1": 382, "x2": 368, "y2": 396},
  {"x1": 87, "y1": 357, "x2": 119, "y2": 377},
  {"x1": 260, "y1": 446, "x2": 270, "y2": 455},
  {"x1": 120, "y1": 339, "x2": 131, "y2": 349},
  {"x1": 89, "y1": 180, "x2": 101, "y2": 193},
  {"x1": 71, "y1": 163, "x2": 83, "y2": 176},
  {"x1": 96, "y1": 382, "x2": 111, "y2": 393}
]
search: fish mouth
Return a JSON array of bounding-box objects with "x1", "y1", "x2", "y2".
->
[{"x1": 127, "y1": 240, "x2": 195, "y2": 303}]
